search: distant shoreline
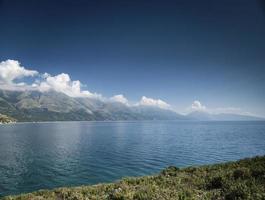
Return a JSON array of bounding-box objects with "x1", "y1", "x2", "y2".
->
[{"x1": 1, "y1": 119, "x2": 265, "y2": 125}]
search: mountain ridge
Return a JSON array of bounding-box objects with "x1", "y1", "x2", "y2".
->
[
  {"x1": 0, "y1": 89, "x2": 185, "y2": 121},
  {"x1": 0, "y1": 89, "x2": 263, "y2": 122},
  {"x1": 186, "y1": 110, "x2": 263, "y2": 121}
]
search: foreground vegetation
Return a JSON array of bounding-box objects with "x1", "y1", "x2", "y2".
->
[
  {"x1": 3, "y1": 156, "x2": 265, "y2": 200},
  {"x1": 0, "y1": 114, "x2": 16, "y2": 124}
]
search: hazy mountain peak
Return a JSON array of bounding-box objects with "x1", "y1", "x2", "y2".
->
[{"x1": 0, "y1": 89, "x2": 263, "y2": 122}]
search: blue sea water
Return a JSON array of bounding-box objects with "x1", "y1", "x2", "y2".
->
[{"x1": 0, "y1": 121, "x2": 265, "y2": 197}]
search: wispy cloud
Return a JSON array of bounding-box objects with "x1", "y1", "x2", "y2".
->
[{"x1": 187, "y1": 100, "x2": 257, "y2": 116}]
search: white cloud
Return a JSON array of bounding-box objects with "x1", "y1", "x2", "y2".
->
[
  {"x1": 138, "y1": 96, "x2": 171, "y2": 109},
  {"x1": 0, "y1": 59, "x2": 259, "y2": 117},
  {"x1": 0, "y1": 60, "x2": 38, "y2": 84},
  {"x1": 0, "y1": 59, "x2": 101, "y2": 98},
  {"x1": 188, "y1": 101, "x2": 256, "y2": 116},
  {"x1": 110, "y1": 94, "x2": 129, "y2": 105},
  {"x1": 191, "y1": 100, "x2": 206, "y2": 111},
  {"x1": 38, "y1": 73, "x2": 101, "y2": 98}
]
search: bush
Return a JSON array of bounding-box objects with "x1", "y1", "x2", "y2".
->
[
  {"x1": 108, "y1": 188, "x2": 125, "y2": 200},
  {"x1": 251, "y1": 167, "x2": 265, "y2": 179},
  {"x1": 206, "y1": 176, "x2": 224, "y2": 190},
  {"x1": 224, "y1": 183, "x2": 250, "y2": 200},
  {"x1": 233, "y1": 168, "x2": 250, "y2": 180},
  {"x1": 160, "y1": 166, "x2": 180, "y2": 176}
]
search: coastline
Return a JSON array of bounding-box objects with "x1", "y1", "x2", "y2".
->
[
  {"x1": 2, "y1": 155, "x2": 265, "y2": 200},
  {"x1": 2, "y1": 119, "x2": 265, "y2": 125}
]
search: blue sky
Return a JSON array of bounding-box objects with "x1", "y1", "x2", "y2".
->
[{"x1": 0, "y1": 0, "x2": 265, "y2": 116}]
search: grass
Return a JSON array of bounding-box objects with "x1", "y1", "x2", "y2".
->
[{"x1": 2, "y1": 156, "x2": 265, "y2": 200}]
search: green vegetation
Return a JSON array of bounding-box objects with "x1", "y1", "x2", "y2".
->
[
  {"x1": 3, "y1": 156, "x2": 265, "y2": 200},
  {"x1": 0, "y1": 114, "x2": 16, "y2": 124}
]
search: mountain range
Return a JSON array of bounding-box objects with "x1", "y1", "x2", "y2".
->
[{"x1": 0, "y1": 89, "x2": 263, "y2": 122}]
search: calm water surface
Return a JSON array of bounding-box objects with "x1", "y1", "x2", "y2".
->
[{"x1": 0, "y1": 121, "x2": 265, "y2": 197}]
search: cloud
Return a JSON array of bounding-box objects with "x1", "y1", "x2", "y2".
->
[
  {"x1": 0, "y1": 60, "x2": 38, "y2": 84},
  {"x1": 138, "y1": 96, "x2": 171, "y2": 109},
  {"x1": 0, "y1": 59, "x2": 258, "y2": 116},
  {"x1": 110, "y1": 94, "x2": 129, "y2": 105},
  {"x1": 191, "y1": 100, "x2": 206, "y2": 111},
  {"x1": 0, "y1": 59, "x2": 100, "y2": 98},
  {"x1": 188, "y1": 101, "x2": 257, "y2": 116},
  {"x1": 188, "y1": 100, "x2": 241, "y2": 114},
  {"x1": 37, "y1": 73, "x2": 101, "y2": 98}
]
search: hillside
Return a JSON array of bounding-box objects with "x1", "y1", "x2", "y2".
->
[
  {"x1": 0, "y1": 89, "x2": 263, "y2": 122},
  {"x1": 0, "y1": 89, "x2": 186, "y2": 122},
  {"x1": 3, "y1": 156, "x2": 265, "y2": 200}
]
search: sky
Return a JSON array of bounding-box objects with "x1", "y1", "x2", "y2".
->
[{"x1": 0, "y1": 0, "x2": 265, "y2": 116}]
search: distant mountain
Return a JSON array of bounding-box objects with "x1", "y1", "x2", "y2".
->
[
  {"x1": 0, "y1": 89, "x2": 263, "y2": 122},
  {"x1": 186, "y1": 111, "x2": 264, "y2": 121},
  {"x1": 0, "y1": 89, "x2": 185, "y2": 122},
  {"x1": 132, "y1": 105, "x2": 187, "y2": 120},
  {"x1": 186, "y1": 111, "x2": 213, "y2": 120}
]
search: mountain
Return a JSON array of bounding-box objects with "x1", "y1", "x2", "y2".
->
[
  {"x1": 0, "y1": 89, "x2": 185, "y2": 122},
  {"x1": 186, "y1": 111, "x2": 213, "y2": 120},
  {"x1": 0, "y1": 90, "x2": 96, "y2": 121},
  {"x1": 187, "y1": 111, "x2": 264, "y2": 121},
  {"x1": 132, "y1": 105, "x2": 187, "y2": 120},
  {"x1": 0, "y1": 89, "x2": 263, "y2": 122}
]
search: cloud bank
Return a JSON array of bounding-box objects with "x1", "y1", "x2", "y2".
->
[
  {"x1": 0, "y1": 59, "x2": 171, "y2": 109},
  {"x1": 0, "y1": 59, "x2": 101, "y2": 98},
  {"x1": 0, "y1": 59, "x2": 254, "y2": 115},
  {"x1": 37, "y1": 73, "x2": 101, "y2": 98}
]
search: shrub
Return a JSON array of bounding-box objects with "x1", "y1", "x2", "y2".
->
[
  {"x1": 224, "y1": 183, "x2": 250, "y2": 200},
  {"x1": 206, "y1": 176, "x2": 224, "y2": 190},
  {"x1": 233, "y1": 168, "x2": 250, "y2": 180},
  {"x1": 160, "y1": 166, "x2": 180, "y2": 176},
  {"x1": 250, "y1": 167, "x2": 265, "y2": 179},
  {"x1": 108, "y1": 188, "x2": 125, "y2": 200}
]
